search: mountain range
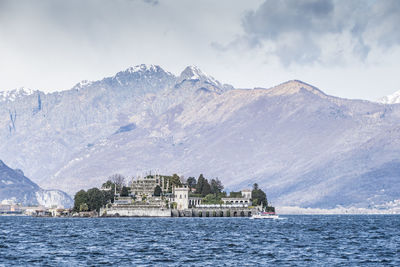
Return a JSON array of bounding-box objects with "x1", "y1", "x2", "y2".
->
[
  {"x1": 1, "y1": 64, "x2": 399, "y2": 210},
  {"x1": 0, "y1": 160, "x2": 73, "y2": 207}
]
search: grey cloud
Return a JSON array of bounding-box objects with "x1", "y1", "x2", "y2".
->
[
  {"x1": 369, "y1": 0, "x2": 400, "y2": 48},
  {"x1": 240, "y1": 0, "x2": 400, "y2": 65},
  {"x1": 275, "y1": 37, "x2": 321, "y2": 66},
  {"x1": 243, "y1": 0, "x2": 337, "y2": 39}
]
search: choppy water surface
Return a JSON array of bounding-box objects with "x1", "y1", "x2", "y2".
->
[{"x1": 0, "y1": 215, "x2": 399, "y2": 266}]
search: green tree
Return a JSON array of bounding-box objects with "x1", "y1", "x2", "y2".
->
[
  {"x1": 229, "y1": 191, "x2": 242, "y2": 198},
  {"x1": 120, "y1": 186, "x2": 130, "y2": 197},
  {"x1": 154, "y1": 185, "x2": 162, "y2": 196},
  {"x1": 210, "y1": 178, "x2": 224, "y2": 195},
  {"x1": 251, "y1": 183, "x2": 267, "y2": 207},
  {"x1": 201, "y1": 179, "x2": 211, "y2": 197},
  {"x1": 73, "y1": 190, "x2": 88, "y2": 212},
  {"x1": 187, "y1": 177, "x2": 197, "y2": 190},
  {"x1": 195, "y1": 174, "x2": 205, "y2": 194},
  {"x1": 101, "y1": 180, "x2": 115, "y2": 203},
  {"x1": 253, "y1": 183, "x2": 259, "y2": 191},
  {"x1": 102, "y1": 190, "x2": 114, "y2": 204},
  {"x1": 79, "y1": 203, "x2": 89, "y2": 212},
  {"x1": 202, "y1": 193, "x2": 223, "y2": 204},
  {"x1": 170, "y1": 174, "x2": 182, "y2": 187},
  {"x1": 195, "y1": 174, "x2": 212, "y2": 197},
  {"x1": 101, "y1": 180, "x2": 115, "y2": 190},
  {"x1": 219, "y1": 191, "x2": 227, "y2": 198},
  {"x1": 87, "y1": 188, "x2": 105, "y2": 212}
]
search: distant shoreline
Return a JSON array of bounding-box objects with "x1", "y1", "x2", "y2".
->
[{"x1": 277, "y1": 206, "x2": 400, "y2": 215}]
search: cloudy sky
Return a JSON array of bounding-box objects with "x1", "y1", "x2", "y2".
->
[{"x1": 0, "y1": 0, "x2": 399, "y2": 100}]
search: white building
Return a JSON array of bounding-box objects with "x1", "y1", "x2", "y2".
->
[
  {"x1": 172, "y1": 185, "x2": 189, "y2": 210},
  {"x1": 241, "y1": 189, "x2": 252, "y2": 199},
  {"x1": 221, "y1": 189, "x2": 252, "y2": 205},
  {"x1": 221, "y1": 198, "x2": 251, "y2": 205}
]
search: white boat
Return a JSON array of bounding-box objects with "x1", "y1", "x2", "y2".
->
[{"x1": 251, "y1": 211, "x2": 279, "y2": 219}]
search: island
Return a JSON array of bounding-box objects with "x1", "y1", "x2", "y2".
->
[{"x1": 72, "y1": 173, "x2": 275, "y2": 217}]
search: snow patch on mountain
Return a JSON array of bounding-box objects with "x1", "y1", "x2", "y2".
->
[
  {"x1": 0, "y1": 87, "x2": 35, "y2": 102},
  {"x1": 126, "y1": 64, "x2": 166, "y2": 74},
  {"x1": 178, "y1": 65, "x2": 222, "y2": 88},
  {"x1": 378, "y1": 90, "x2": 400, "y2": 104},
  {"x1": 72, "y1": 80, "x2": 93, "y2": 91}
]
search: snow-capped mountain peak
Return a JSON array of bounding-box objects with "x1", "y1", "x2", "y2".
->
[
  {"x1": 70, "y1": 64, "x2": 175, "y2": 92},
  {"x1": 180, "y1": 65, "x2": 204, "y2": 80},
  {"x1": 111, "y1": 64, "x2": 175, "y2": 87},
  {"x1": 126, "y1": 64, "x2": 161, "y2": 73},
  {"x1": 72, "y1": 80, "x2": 93, "y2": 91},
  {"x1": 0, "y1": 87, "x2": 35, "y2": 102},
  {"x1": 179, "y1": 65, "x2": 221, "y2": 87},
  {"x1": 378, "y1": 90, "x2": 400, "y2": 104}
]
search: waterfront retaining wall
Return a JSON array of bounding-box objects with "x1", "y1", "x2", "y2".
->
[
  {"x1": 101, "y1": 207, "x2": 171, "y2": 217},
  {"x1": 173, "y1": 208, "x2": 258, "y2": 217},
  {"x1": 100, "y1": 206, "x2": 258, "y2": 217}
]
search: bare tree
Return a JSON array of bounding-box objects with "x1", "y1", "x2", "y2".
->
[{"x1": 108, "y1": 173, "x2": 126, "y2": 191}]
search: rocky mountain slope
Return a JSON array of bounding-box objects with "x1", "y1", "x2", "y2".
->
[
  {"x1": 0, "y1": 160, "x2": 73, "y2": 207},
  {"x1": 1, "y1": 64, "x2": 399, "y2": 209}
]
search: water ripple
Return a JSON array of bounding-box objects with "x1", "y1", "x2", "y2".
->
[{"x1": 0, "y1": 215, "x2": 399, "y2": 266}]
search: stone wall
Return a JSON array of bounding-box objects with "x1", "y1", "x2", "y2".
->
[
  {"x1": 100, "y1": 206, "x2": 258, "y2": 217},
  {"x1": 173, "y1": 207, "x2": 258, "y2": 217},
  {"x1": 101, "y1": 207, "x2": 171, "y2": 217}
]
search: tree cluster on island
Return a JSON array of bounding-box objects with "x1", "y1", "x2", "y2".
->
[
  {"x1": 73, "y1": 174, "x2": 126, "y2": 212},
  {"x1": 73, "y1": 173, "x2": 272, "y2": 213}
]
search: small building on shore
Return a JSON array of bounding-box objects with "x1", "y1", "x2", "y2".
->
[{"x1": 173, "y1": 185, "x2": 189, "y2": 210}]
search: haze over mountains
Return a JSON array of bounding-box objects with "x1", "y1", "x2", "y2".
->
[{"x1": 1, "y1": 64, "x2": 399, "y2": 210}]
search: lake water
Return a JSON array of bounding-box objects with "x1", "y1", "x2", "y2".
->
[{"x1": 0, "y1": 215, "x2": 399, "y2": 266}]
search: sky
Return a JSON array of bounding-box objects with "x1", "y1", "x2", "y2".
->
[{"x1": 0, "y1": 0, "x2": 399, "y2": 101}]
